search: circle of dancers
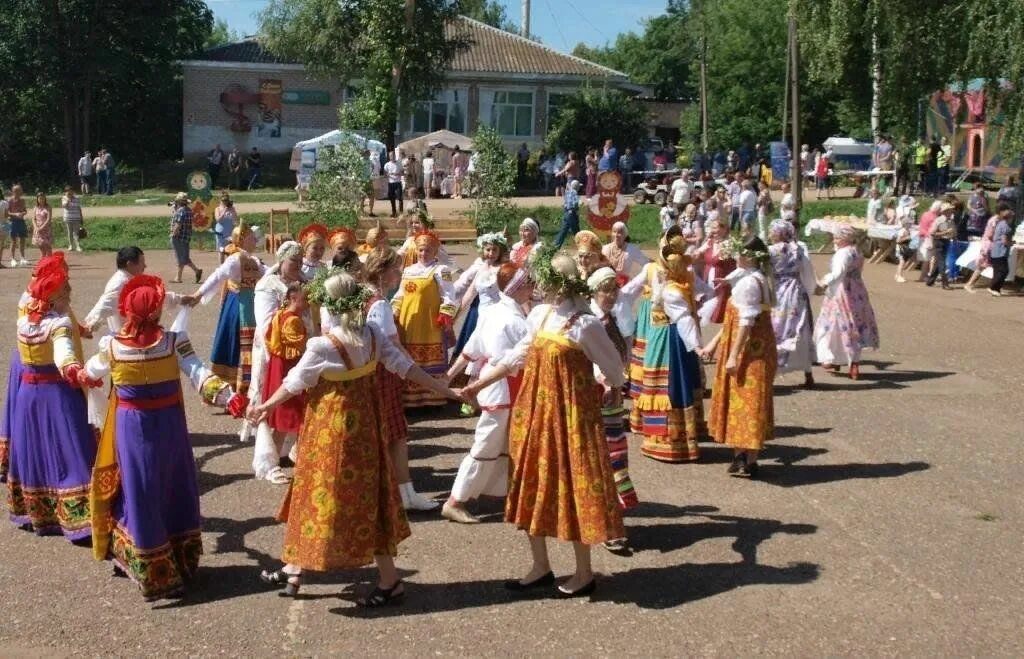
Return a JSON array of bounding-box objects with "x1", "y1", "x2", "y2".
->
[{"x1": 1, "y1": 211, "x2": 879, "y2": 604}]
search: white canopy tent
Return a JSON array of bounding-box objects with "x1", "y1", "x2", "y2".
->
[{"x1": 289, "y1": 130, "x2": 386, "y2": 172}]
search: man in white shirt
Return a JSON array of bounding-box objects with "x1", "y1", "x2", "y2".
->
[
  {"x1": 738, "y1": 179, "x2": 757, "y2": 232},
  {"x1": 671, "y1": 171, "x2": 691, "y2": 208},
  {"x1": 84, "y1": 246, "x2": 190, "y2": 336},
  {"x1": 421, "y1": 150, "x2": 435, "y2": 199},
  {"x1": 384, "y1": 153, "x2": 404, "y2": 218},
  {"x1": 77, "y1": 151, "x2": 93, "y2": 194}
]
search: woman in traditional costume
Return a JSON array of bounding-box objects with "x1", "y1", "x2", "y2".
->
[
  {"x1": 298, "y1": 223, "x2": 328, "y2": 282},
  {"x1": 586, "y1": 266, "x2": 638, "y2": 550},
  {"x1": 357, "y1": 219, "x2": 389, "y2": 262},
  {"x1": 450, "y1": 232, "x2": 508, "y2": 397},
  {"x1": 248, "y1": 272, "x2": 460, "y2": 605},
  {"x1": 444, "y1": 263, "x2": 534, "y2": 524},
  {"x1": 360, "y1": 249, "x2": 438, "y2": 512},
  {"x1": 813, "y1": 224, "x2": 880, "y2": 380},
  {"x1": 396, "y1": 211, "x2": 457, "y2": 270},
  {"x1": 694, "y1": 218, "x2": 737, "y2": 326},
  {"x1": 86, "y1": 275, "x2": 246, "y2": 601},
  {"x1": 391, "y1": 229, "x2": 459, "y2": 408},
  {"x1": 462, "y1": 252, "x2": 626, "y2": 598},
  {"x1": 768, "y1": 219, "x2": 817, "y2": 387},
  {"x1": 251, "y1": 242, "x2": 309, "y2": 484},
  {"x1": 602, "y1": 221, "x2": 649, "y2": 279},
  {"x1": 191, "y1": 225, "x2": 266, "y2": 400},
  {"x1": 627, "y1": 231, "x2": 709, "y2": 463},
  {"x1": 8, "y1": 258, "x2": 101, "y2": 540},
  {"x1": 327, "y1": 226, "x2": 358, "y2": 265},
  {"x1": 701, "y1": 236, "x2": 778, "y2": 478},
  {"x1": 509, "y1": 217, "x2": 542, "y2": 267},
  {"x1": 574, "y1": 230, "x2": 608, "y2": 277}
]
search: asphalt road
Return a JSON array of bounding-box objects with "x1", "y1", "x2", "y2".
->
[{"x1": 0, "y1": 246, "x2": 1021, "y2": 657}]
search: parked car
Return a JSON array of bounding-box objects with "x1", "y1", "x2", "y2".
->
[{"x1": 633, "y1": 176, "x2": 670, "y2": 205}]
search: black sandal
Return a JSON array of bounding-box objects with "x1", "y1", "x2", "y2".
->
[{"x1": 356, "y1": 580, "x2": 405, "y2": 607}]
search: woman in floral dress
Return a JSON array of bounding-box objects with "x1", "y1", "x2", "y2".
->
[
  {"x1": 249, "y1": 272, "x2": 459, "y2": 605},
  {"x1": 768, "y1": 220, "x2": 817, "y2": 387},
  {"x1": 813, "y1": 224, "x2": 880, "y2": 380},
  {"x1": 701, "y1": 236, "x2": 778, "y2": 478}
]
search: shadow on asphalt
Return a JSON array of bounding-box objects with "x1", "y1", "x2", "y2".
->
[
  {"x1": 755, "y1": 460, "x2": 930, "y2": 488},
  {"x1": 696, "y1": 441, "x2": 829, "y2": 466},
  {"x1": 326, "y1": 505, "x2": 820, "y2": 615}
]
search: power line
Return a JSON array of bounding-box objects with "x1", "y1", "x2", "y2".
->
[
  {"x1": 562, "y1": 0, "x2": 612, "y2": 43},
  {"x1": 540, "y1": 0, "x2": 571, "y2": 51}
]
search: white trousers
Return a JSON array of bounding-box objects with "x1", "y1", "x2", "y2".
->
[
  {"x1": 450, "y1": 408, "x2": 510, "y2": 502},
  {"x1": 253, "y1": 422, "x2": 297, "y2": 479}
]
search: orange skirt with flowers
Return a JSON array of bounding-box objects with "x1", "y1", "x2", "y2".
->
[
  {"x1": 505, "y1": 333, "x2": 624, "y2": 545},
  {"x1": 708, "y1": 303, "x2": 777, "y2": 451},
  {"x1": 277, "y1": 369, "x2": 410, "y2": 571}
]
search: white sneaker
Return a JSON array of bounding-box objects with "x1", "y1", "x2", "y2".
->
[
  {"x1": 989, "y1": 289, "x2": 1002, "y2": 297},
  {"x1": 8, "y1": 259, "x2": 16, "y2": 268},
  {"x1": 402, "y1": 487, "x2": 439, "y2": 512},
  {"x1": 18, "y1": 259, "x2": 28, "y2": 267},
  {"x1": 75, "y1": 247, "x2": 83, "y2": 253}
]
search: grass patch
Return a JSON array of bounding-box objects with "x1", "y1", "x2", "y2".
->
[{"x1": 48, "y1": 188, "x2": 299, "y2": 209}]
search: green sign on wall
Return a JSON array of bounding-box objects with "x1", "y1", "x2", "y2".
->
[{"x1": 282, "y1": 90, "x2": 331, "y2": 105}]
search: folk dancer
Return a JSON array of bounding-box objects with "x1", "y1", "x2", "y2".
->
[
  {"x1": 767, "y1": 220, "x2": 817, "y2": 387},
  {"x1": 813, "y1": 224, "x2": 880, "y2": 380},
  {"x1": 443, "y1": 263, "x2": 534, "y2": 524},
  {"x1": 248, "y1": 272, "x2": 460, "y2": 605},
  {"x1": 509, "y1": 217, "x2": 543, "y2": 267},
  {"x1": 701, "y1": 236, "x2": 778, "y2": 478},
  {"x1": 391, "y1": 229, "x2": 459, "y2": 408},
  {"x1": 86, "y1": 274, "x2": 247, "y2": 601},
  {"x1": 462, "y1": 253, "x2": 626, "y2": 598}
]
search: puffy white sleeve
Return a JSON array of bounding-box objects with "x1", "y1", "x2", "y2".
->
[
  {"x1": 663, "y1": 285, "x2": 701, "y2": 351},
  {"x1": 453, "y1": 259, "x2": 481, "y2": 301},
  {"x1": 627, "y1": 244, "x2": 650, "y2": 273},
  {"x1": 797, "y1": 244, "x2": 818, "y2": 293},
  {"x1": 254, "y1": 285, "x2": 282, "y2": 337},
  {"x1": 320, "y1": 306, "x2": 336, "y2": 335},
  {"x1": 577, "y1": 315, "x2": 627, "y2": 388},
  {"x1": 820, "y1": 248, "x2": 851, "y2": 288},
  {"x1": 197, "y1": 256, "x2": 240, "y2": 304},
  {"x1": 731, "y1": 275, "x2": 765, "y2": 327},
  {"x1": 372, "y1": 325, "x2": 414, "y2": 377},
  {"x1": 50, "y1": 318, "x2": 81, "y2": 373},
  {"x1": 85, "y1": 335, "x2": 115, "y2": 380},
  {"x1": 498, "y1": 304, "x2": 547, "y2": 373},
  {"x1": 174, "y1": 332, "x2": 233, "y2": 405},
  {"x1": 366, "y1": 299, "x2": 398, "y2": 338},
  {"x1": 281, "y1": 337, "x2": 333, "y2": 394}
]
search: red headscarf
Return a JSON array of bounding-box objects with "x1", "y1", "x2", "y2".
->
[
  {"x1": 26, "y1": 260, "x2": 70, "y2": 323},
  {"x1": 32, "y1": 251, "x2": 66, "y2": 277},
  {"x1": 117, "y1": 274, "x2": 166, "y2": 346}
]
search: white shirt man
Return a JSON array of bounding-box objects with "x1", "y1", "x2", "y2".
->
[
  {"x1": 738, "y1": 184, "x2": 757, "y2": 214},
  {"x1": 671, "y1": 174, "x2": 691, "y2": 206},
  {"x1": 84, "y1": 262, "x2": 184, "y2": 337},
  {"x1": 384, "y1": 158, "x2": 403, "y2": 184},
  {"x1": 77, "y1": 153, "x2": 93, "y2": 177}
]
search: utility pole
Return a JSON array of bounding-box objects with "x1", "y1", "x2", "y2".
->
[
  {"x1": 521, "y1": 0, "x2": 531, "y2": 38},
  {"x1": 789, "y1": 12, "x2": 802, "y2": 225}
]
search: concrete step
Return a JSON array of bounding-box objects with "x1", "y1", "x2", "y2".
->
[{"x1": 355, "y1": 217, "x2": 475, "y2": 230}]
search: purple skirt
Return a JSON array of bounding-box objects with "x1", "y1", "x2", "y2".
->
[
  {"x1": 7, "y1": 363, "x2": 95, "y2": 541},
  {"x1": 0, "y1": 348, "x2": 24, "y2": 482},
  {"x1": 106, "y1": 380, "x2": 202, "y2": 599}
]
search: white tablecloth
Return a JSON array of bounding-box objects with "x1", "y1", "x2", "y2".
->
[
  {"x1": 804, "y1": 218, "x2": 910, "y2": 241},
  {"x1": 956, "y1": 240, "x2": 1024, "y2": 279}
]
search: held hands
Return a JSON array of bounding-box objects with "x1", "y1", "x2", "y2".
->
[
  {"x1": 246, "y1": 403, "x2": 269, "y2": 424},
  {"x1": 65, "y1": 364, "x2": 103, "y2": 389},
  {"x1": 180, "y1": 294, "x2": 201, "y2": 308},
  {"x1": 435, "y1": 314, "x2": 453, "y2": 329},
  {"x1": 78, "y1": 324, "x2": 94, "y2": 340}
]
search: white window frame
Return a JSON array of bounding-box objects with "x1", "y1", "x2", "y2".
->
[
  {"x1": 480, "y1": 89, "x2": 535, "y2": 138},
  {"x1": 409, "y1": 88, "x2": 467, "y2": 135}
]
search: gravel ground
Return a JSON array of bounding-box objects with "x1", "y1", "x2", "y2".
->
[{"x1": 0, "y1": 246, "x2": 1021, "y2": 657}]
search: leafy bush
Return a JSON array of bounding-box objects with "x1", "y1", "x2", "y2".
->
[
  {"x1": 307, "y1": 140, "x2": 370, "y2": 229},
  {"x1": 470, "y1": 125, "x2": 517, "y2": 234}
]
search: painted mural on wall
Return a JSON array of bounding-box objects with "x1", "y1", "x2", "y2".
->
[
  {"x1": 258, "y1": 79, "x2": 283, "y2": 138},
  {"x1": 927, "y1": 80, "x2": 1019, "y2": 174}
]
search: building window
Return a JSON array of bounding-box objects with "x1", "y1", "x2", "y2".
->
[
  {"x1": 547, "y1": 92, "x2": 571, "y2": 128},
  {"x1": 481, "y1": 90, "x2": 534, "y2": 137},
  {"x1": 410, "y1": 89, "x2": 466, "y2": 134}
]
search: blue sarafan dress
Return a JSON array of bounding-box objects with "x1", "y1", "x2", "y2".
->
[
  {"x1": 197, "y1": 249, "x2": 264, "y2": 397},
  {"x1": 7, "y1": 312, "x2": 95, "y2": 541},
  {"x1": 87, "y1": 331, "x2": 234, "y2": 600}
]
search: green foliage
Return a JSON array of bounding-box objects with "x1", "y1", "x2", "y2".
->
[
  {"x1": 470, "y1": 125, "x2": 517, "y2": 234},
  {"x1": 337, "y1": 85, "x2": 398, "y2": 142},
  {"x1": 307, "y1": 140, "x2": 370, "y2": 229},
  {"x1": 260, "y1": 0, "x2": 469, "y2": 148},
  {"x1": 962, "y1": 0, "x2": 1024, "y2": 156},
  {"x1": 545, "y1": 89, "x2": 649, "y2": 154},
  {"x1": 204, "y1": 18, "x2": 241, "y2": 49},
  {"x1": 0, "y1": 0, "x2": 213, "y2": 181},
  {"x1": 572, "y1": 5, "x2": 695, "y2": 100}
]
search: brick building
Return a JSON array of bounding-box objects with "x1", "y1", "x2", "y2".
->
[{"x1": 180, "y1": 17, "x2": 644, "y2": 157}]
